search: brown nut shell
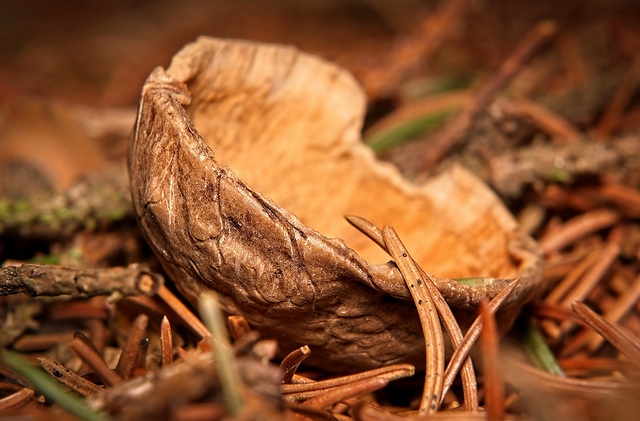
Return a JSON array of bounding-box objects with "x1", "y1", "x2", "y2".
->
[{"x1": 129, "y1": 37, "x2": 541, "y2": 371}]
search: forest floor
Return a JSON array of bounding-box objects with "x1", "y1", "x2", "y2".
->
[{"x1": 1, "y1": 1, "x2": 640, "y2": 420}]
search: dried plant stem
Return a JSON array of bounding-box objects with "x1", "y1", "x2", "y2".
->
[
  {"x1": 70, "y1": 337, "x2": 122, "y2": 386},
  {"x1": 538, "y1": 209, "x2": 619, "y2": 254},
  {"x1": 280, "y1": 345, "x2": 311, "y2": 384},
  {"x1": 571, "y1": 302, "x2": 640, "y2": 368},
  {"x1": 544, "y1": 248, "x2": 601, "y2": 305},
  {"x1": 13, "y1": 331, "x2": 80, "y2": 352},
  {"x1": 1, "y1": 351, "x2": 108, "y2": 421},
  {"x1": 345, "y1": 215, "x2": 478, "y2": 410},
  {"x1": 227, "y1": 315, "x2": 252, "y2": 342},
  {"x1": 557, "y1": 357, "x2": 629, "y2": 373},
  {"x1": 0, "y1": 264, "x2": 162, "y2": 298},
  {"x1": 49, "y1": 299, "x2": 110, "y2": 321},
  {"x1": 0, "y1": 386, "x2": 34, "y2": 411},
  {"x1": 594, "y1": 54, "x2": 640, "y2": 139},
  {"x1": 587, "y1": 274, "x2": 640, "y2": 351},
  {"x1": 161, "y1": 316, "x2": 174, "y2": 366},
  {"x1": 382, "y1": 226, "x2": 444, "y2": 414},
  {"x1": 288, "y1": 403, "x2": 339, "y2": 421},
  {"x1": 441, "y1": 280, "x2": 520, "y2": 401},
  {"x1": 497, "y1": 98, "x2": 582, "y2": 142},
  {"x1": 559, "y1": 244, "x2": 619, "y2": 307},
  {"x1": 281, "y1": 364, "x2": 414, "y2": 400},
  {"x1": 597, "y1": 182, "x2": 640, "y2": 217},
  {"x1": 360, "y1": 0, "x2": 469, "y2": 99},
  {"x1": 479, "y1": 302, "x2": 505, "y2": 421},
  {"x1": 421, "y1": 20, "x2": 557, "y2": 170},
  {"x1": 504, "y1": 357, "x2": 635, "y2": 398},
  {"x1": 302, "y1": 377, "x2": 387, "y2": 410},
  {"x1": 38, "y1": 356, "x2": 102, "y2": 396},
  {"x1": 115, "y1": 314, "x2": 148, "y2": 379},
  {"x1": 558, "y1": 32, "x2": 588, "y2": 89},
  {"x1": 157, "y1": 285, "x2": 210, "y2": 340}
]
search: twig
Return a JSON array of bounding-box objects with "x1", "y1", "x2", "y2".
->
[
  {"x1": 133, "y1": 338, "x2": 149, "y2": 374},
  {"x1": 382, "y1": 226, "x2": 444, "y2": 414},
  {"x1": 503, "y1": 357, "x2": 635, "y2": 399},
  {"x1": 13, "y1": 331, "x2": 79, "y2": 352},
  {"x1": 597, "y1": 182, "x2": 640, "y2": 217},
  {"x1": 0, "y1": 264, "x2": 163, "y2": 298},
  {"x1": 280, "y1": 345, "x2": 311, "y2": 384},
  {"x1": 594, "y1": 54, "x2": 640, "y2": 139},
  {"x1": 587, "y1": 274, "x2": 640, "y2": 352},
  {"x1": 345, "y1": 215, "x2": 479, "y2": 410},
  {"x1": 479, "y1": 302, "x2": 505, "y2": 421},
  {"x1": 359, "y1": 0, "x2": 469, "y2": 100},
  {"x1": 38, "y1": 356, "x2": 102, "y2": 396},
  {"x1": 0, "y1": 386, "x2": 34, "y2": 412},
  {"x1": 556, "y1": 357, "x2": 629, "y2": 374},
  {"x1": 1, "y1": 351, "x2": 108, "y2": 421},
  {"x1": 49, "y1": 299, "x2": 110, "y2": 321},
  {"x1": 496, "y1": 98, "x2": 582, "y2": 142},
  {"x1": 227, "y1": 315, "x2": 252, "y2": 342},
  {"x1": 281, "y1": 364, "x2": 414, "y2": 400},
  {"x1": 302, "y1": 377, "x2": 387, "y2": 410},
  {"x1": 288, "y1": 403, "x2": 338, "y2": 421},
  {"x1": 559, "y1": 244, "x2": 619, "y2": 307},
  {"x1": 115, "y1": 313, "x2": 149, "y2": 379},
  {"x1": 421, "y1": 20, "x2": 557, "y2": 170},
  {"x1": 557, "y1": 32, "x2": 588, "y2": 89},
  {"x1": 157, "y1": 285, "x2": 210, "y2": 340},
  {"x1": 571, "y1": 302, "x2": 640, "y2": 368},
  {"x1": 70, "y1": 337, "x2": 123, "y2": 386},
  {"x1": 161, "y1": 316, "x2": 174, "y2": 367},
  {"x1": 538, "y1": 209, "x2": 619, "y2": 254},
  {"x1": 543, "y1": 248, "x2": 601, "y2": 305},
  {"x1": 441, "y1": 280, "x2": 519, "y2": 400}
]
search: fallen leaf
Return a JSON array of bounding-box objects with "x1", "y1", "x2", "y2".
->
[
  {"x1": 129, "y1": 37, "x2": 541, "y2": 371},
  {"x1": 0, "y1": 99, "x2": 106, "y2": 196}
]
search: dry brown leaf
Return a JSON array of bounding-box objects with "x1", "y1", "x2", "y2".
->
[
  {"x1": 129, "y1": 37, "x2": 541, "y2": 371},
  {"x1": 0, "y1": 99, "x2": 106, "y2": 196}
]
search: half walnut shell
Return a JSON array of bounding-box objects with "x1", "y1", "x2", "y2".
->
[{"x1": 129, "y1": 37, "x2": 542, "y2": 372}]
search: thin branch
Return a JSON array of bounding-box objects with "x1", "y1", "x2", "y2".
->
[
  {"x1": 38, "y1": 356, "x2": 102, "y2": 396},
  {"x1": 421, "y1": 20, "x2": 557, "y2": 170},
  {"x1": 594, "y1": 54, "x2": 640, "y2": 139},
  {"x1": 382, "y1": 226, "x2": 444, "y2": 414},
  {"x1": 345, "y1": 215, "x2": 479, "y2": 410},
  {"x1": 157, "y1": 285, "x2": 210, "y2": 340},
  {"x1": 571, "y1": 302, "x2": 640, "y2": 368},
  {"x1": 302, "y1": 377, "x2": 387, "y2": 410},
  {"x1": 479, "y1": 302, "x2": 505, "y2": 421},
  {"x1": 70, "y1": 337, "x2": 123, "y2": 386},
  {"x1": 115, "y1": 314, "x2": 149, "y2": 379},
  {"x1": 281, "y1": 364, "x2": 414, "y2": 400},
  {"x1": 161, "y1": 316, "x2": 174, "y2": 367},
  {"x1": 0, "y1": 264, "x2": 163, "y2": 298},
  {"x1": 538, "y1": 209, "x2": 619, "y2": 254},
  {"x1": 441, "y1": 280, "x2": 520, "y2": 401},
  {"x1": 280, "y1": 345, "x2": 311, "y2": 384}
]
